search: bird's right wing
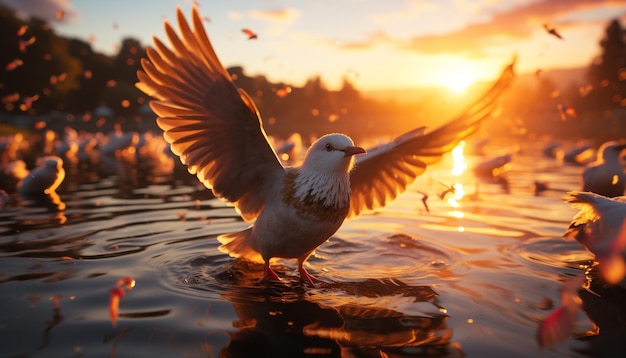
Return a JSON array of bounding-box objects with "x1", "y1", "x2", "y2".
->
[
  {"x1": 348, "y1": 60, "x2": 515, "y2": 218},
  {"x1": 136, "y1": 7, "x2": 284, "y2": 222}
]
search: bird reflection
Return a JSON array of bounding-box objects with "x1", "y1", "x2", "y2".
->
[
  {"x1": 578, "y1": 268, "x2": 626, "y2": 356},
  {"x1": 19, "y1": 190, "x2": 66, "y2": 212},
  {"x1": 214, "y1": 260, "x2": 454, "y2": 357}
]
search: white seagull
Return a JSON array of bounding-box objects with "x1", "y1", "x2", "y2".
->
[
  {"x1": 136, "y1": 7, "x2": 515, "y2": 285},
  {"x1": 582, "y1": 141, "x2": 626, "y2": 197},
  {"x1": 17, "y1": 156, "x2": 65, "y2": 195},
  {"x1": 564, "y1": 191, "x2": 626, "y2": 285}
]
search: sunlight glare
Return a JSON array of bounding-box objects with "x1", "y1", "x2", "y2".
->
[
  {"x1": 451, "y1": 141, "x2": 467, "y2": 176},
  {"x1": 447, "y1": 183, "x2": 465, "y2": 207},
  {"x1": 440, "y1": 70, "x2": 476, "y2": 94}
]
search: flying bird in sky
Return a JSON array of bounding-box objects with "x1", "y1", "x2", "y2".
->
[
  {"x1": 241, "y1": 28, "x2": 258, "y2": 40},
  {"x1": 136, "y1": 7, "x2": 515, "y2": 285},
  {"x1": 543, "y1": 22, "x2": 563, "y2": 40}
]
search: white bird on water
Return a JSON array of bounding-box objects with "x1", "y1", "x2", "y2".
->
[
  {"x1": 564, "y1": 191, "x2": 626, "y2": 285},
  {"x1": 582, "y1": 141, "x2": 626, "y2": 197},
  {"x1": 136, "y1": 7, "x2": 515, "y2": 285},
  {"x1": 17, "y1": 156, "x2": 65, "y2": 195}
]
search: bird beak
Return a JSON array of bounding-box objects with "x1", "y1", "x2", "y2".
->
[{"x1": 343, "y1": 146, "x2": 366, "y2": 157}]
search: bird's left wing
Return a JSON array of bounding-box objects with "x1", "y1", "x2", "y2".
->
[
  {"x1": 136, "y1": 7, "x2": 284, "y2": 222},
  {"x1": 348, "y1": 60, "x2": 515, "y2": 218}
]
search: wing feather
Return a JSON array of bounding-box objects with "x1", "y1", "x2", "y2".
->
[
  {"x1": 348, "y1": 60, "x2": 515, "y2": 218},
  {"x1": 136, "y1": 7, "x2": 284, "y2": 221}
]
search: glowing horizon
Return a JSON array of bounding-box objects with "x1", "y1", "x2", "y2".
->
[{"x1": 2, "y1": 0, "x2": 625, "y2": 93}]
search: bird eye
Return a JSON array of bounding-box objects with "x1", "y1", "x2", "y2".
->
[{"x1": 325, "y1": 143, "x2": 333, "y2": 151}]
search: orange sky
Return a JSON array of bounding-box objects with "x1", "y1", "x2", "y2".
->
[{"x1": 3, "y1": 0, "x2": 626, "y2": 92}]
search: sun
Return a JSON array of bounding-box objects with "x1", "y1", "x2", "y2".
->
[{"x1": 439, "y1": 69, "x2": 477, "y2": 94}]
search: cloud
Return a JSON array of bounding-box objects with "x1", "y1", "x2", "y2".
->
[
  {"x1": 248, "y1": 8, "x2": 301, "y2": 24},
  {"x1": 337, "y1": 32, "x2": 396, "y2": 51},
  {"x1": 245, "y1": 7, "x2": 301, "y2": 36},
  {"x1": 1, "y1": 0, "x2": 79, "y2": 23},
  {"x1": 326, "y1": 0, "x2": 624, "y2": 57},
  {"x1": 228, "y1": 11, "x2": 244, "y2": 21},
  {"x1": 403, "y1": 0, "x2": 626, "y2": 57}
]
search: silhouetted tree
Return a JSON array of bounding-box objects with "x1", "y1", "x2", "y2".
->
[{"x1": 583, "y1": 19, "x2": 626, "y2": 124}]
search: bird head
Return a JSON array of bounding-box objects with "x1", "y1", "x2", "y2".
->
[
  {"x1": 599, "y1": 141, "x2": 626, "y2": 162},
  {"x1": 301, "y1": 134, "x2": 365, "y2": 175}
]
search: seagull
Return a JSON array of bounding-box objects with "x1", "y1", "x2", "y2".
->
[
  {"x1": 241, "y1": 28, "x2": 258, "y2": 40},
  {"x1": 542, "y1": 141, "x2": 560, "y2": 158},
  {"x1": 543, "y1": 22, "x2": 563, "y2": 40},
  {"x1": 582, "y1": 141, "x2": 626, "y2": 197},
  {"x1": 473, "y1": 153, "x2": 511, "y2": 177},
  {"x1": 17, "y1": 156, "x2": 65, "y2": 195},
  {"x1": 562, "y1": 143, "x2": 594, "y2": 166},
  {"x1": 564, "y1": 191, "x2": 626, "y2": 285},
  {"x1": 136, "y1": 7, "x2": 515, "y2": 285}
]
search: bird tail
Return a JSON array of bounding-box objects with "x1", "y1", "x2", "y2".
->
[{"x1": 217, "y1": 228, "x2": 264, "y2": 263}]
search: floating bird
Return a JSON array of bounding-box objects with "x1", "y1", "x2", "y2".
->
[
  {"x1": 17, "y1": 156, "x2": 65, "y2": 195},
  {"x1": 543, "y1": 22, "x2": 563, "y2": 40},
  {"x1": 564, "y1": 192, "x2": 626, "y2": 285},
  {"x1": 582, "y1": 141, "x2": 626, "y2": 197},
  {"x1": 241, "y1": 28, "x2": 258, "y2": 40},
  {"x1": 542, "y1": 141, "x2": 560, "y2": 158},
  {"x1": 562, "y1": 143, "x2": 594, "y2": 166},
  {"x1": 473, "y1": 153, "x2": 511, "y2": 178},
  {"x1": 468, "y1": 137, "x2": 490, "y2": 156},
  {"x1": 100, "y1": 125, "x2": 139, "y2": 158},
  {"x1": 0, "y1": 159, "x2": 29, "y2": 191},
  {"x1": 136, "y1": 7, "x2": 515, "y2": 285}
]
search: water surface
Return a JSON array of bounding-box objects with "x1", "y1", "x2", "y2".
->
[{"x1": 1, "y1": 138, "x2": 624, "y2": 357}]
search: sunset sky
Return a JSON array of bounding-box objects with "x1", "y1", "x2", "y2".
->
[{"x1": 3, "y1": 0, "x2": 625, "y2": 92}]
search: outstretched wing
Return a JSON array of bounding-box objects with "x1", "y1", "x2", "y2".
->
[
  {"x1": 136, "y1": 7, "x2": 284, "y2": 221},
  {"x1": 348, "y1": 60, "x2": 515, "y2": 218}
]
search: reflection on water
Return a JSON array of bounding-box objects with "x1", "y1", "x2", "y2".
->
[{"x1": 1, "y1": 139, "x2": 625, "y2": 356}]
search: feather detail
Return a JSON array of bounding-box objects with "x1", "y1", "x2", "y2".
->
[
  {"x1": 218, "y1": 228, "x2": 264, "y2": 263},
  {"x1": 282, "y1": 169, "x2": 350, "y2": 222}
]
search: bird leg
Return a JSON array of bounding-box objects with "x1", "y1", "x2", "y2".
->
[
  {"x1": 297, "y1": 257, "x2": 323, "y2": 286},
  {"x1": 262, "y1": 260, "x2": 281, "y2": 283}
]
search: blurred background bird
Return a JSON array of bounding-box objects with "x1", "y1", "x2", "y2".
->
[
  {"x1": 17, "y1": 156, "x2": 65, "y2": 196},
  {"x1": 582, "y1": 141, "x2": 626, "y2": 197}
]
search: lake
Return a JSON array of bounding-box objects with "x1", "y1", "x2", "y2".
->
[{"x1": 1, "y1": 133, "x2": 624, "y2": 357}]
